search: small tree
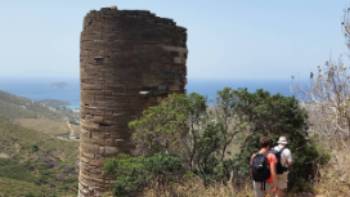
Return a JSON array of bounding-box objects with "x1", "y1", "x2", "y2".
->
[
  {"x1": 129, "y1": 93, "x2": 234, "y2": 185},
  {"x1": 129, "y1": 93, "x2": 207, "y2": 169},
  {"x1": 194, "y1": 121, "x2": 224, "y2": 184},
  {"x1": 215, "y1": 87, "x2": 248, "y2": 161}
]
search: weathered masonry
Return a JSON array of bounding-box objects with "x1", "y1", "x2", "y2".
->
[{"x1": 79, "y1": 7, "x2": 187, "y2": 196}]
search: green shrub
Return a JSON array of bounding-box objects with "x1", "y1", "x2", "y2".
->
[
  {"x1": 104, "y1": 153, "x2": 185, "y2": 197},
  {"x1": 144, "y1": 153, "x2": 184, "y2": 182},
  {"x1": 194, "y1": 122, "x2": 227, "y2": 185},
  {"x1": 119, "y1": 89, "x2": 329, "y2": 193},
  {"x1": 31, "y1": 144, "x2": 39, "y2": 152},
  {"x1": 130, "y1": 93, "x2": 236, "y2": 185},
  {"x1": 229, "y1": 88, "x2": 329, "y2": 192},
  {"x1": 129, "y1": 93, "x2": 207, "y2": 161}
]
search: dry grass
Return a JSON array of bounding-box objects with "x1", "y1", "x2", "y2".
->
[
  {"x1": 143, "y1": 180, "x2": 321, "y2": 197},
  {"x1": 141, "y1": 139, "x2": 350, "y2": 197},
  {"x1": 15, "y1": 117, "x2": 69, "y2": 136},
  {"x1": 101, "y1": 139, "x2": 349, "y2": 197},
  {"x1": 142, "y1": 178, "x2": 252, "y2": 197},
  {"x1": 313, "y1": 139, "x2": 350, "y2": 197}
]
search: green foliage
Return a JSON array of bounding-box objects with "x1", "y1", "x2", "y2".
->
[
  {"x1": 31, "y1": 144, "x2": 39, "y2": 152},
  {"x1": 115, "y1": 88, "x2": 329, "y2": 194},
  {"x1": 0, "y1": 159, "x2": 36, "y2": 182},
  {"x1": 130, "y1": 93, "x2": 207, "y2": 165},
  {"x1": 130, "y1": 94, "x2": 192, "y2": 154},
  {"x1": 143, "y1": 153, "x2": 184, "y2": 181},
  {"x1": 229, "y1": 88, "x2": 328, "y2": 191},
  {"x1": 216, "y1": 88, "x2": 249, "y2": 161},
  {"x1": 194, "y1": 122, "x2": 225, "y2": 184},
  {"x1": 104, "y1": 153, "x2": 185, "y2": 197},
  {"x1": 130, "y1": 93, "x2": 238, "y2": 185},
  {"x1": 104, "y1": 154, "x2": 149, "y2": 196},
  {"x1": 217, "y1": 87, "x2": 238, "y2": 119}
]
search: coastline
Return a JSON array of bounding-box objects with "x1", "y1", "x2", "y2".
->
[{"x1": 0, "y1": 78, "x2": 299, "y2": 109}]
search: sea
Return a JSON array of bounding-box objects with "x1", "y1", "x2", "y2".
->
[{"x1": 0, "y1": 78, "x2": 295, "y2": 109}]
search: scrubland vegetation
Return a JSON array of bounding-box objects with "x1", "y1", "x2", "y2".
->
[
  {"x1": 294, "y1": 59, "x2": 350, "y2": 197},
  {"x1": 0, "y1": 91, "x2": 78, "y2": 196},
  {"x1": 1, "y1": 75, "x2": 347, "y2": 197},
  {"x1": 104, "y1": 88, "x2": 329, "y2": 197},
  {"x1": 0, "y1": 118, "x2": 78, "y2": 196},
  {"x1": 101, "y1": 60, "x2": 350, "y2": 197},
  {"x1": 103, "y1": 56, "x2": 350, "y2": 197}
]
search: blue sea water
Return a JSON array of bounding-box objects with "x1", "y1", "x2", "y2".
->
[
  {"x1": 188, "y1": 79, "x2": 293, "y2": 103},
  {"x1": 0, "y1": 78, "x2": 80, "y2": 109},
  {"x1": 0, "y1": 78, "x2": 293, "y2": 109}
]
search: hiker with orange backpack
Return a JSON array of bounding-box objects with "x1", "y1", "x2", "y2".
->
[{"x1": 250, "y1": 137, "x2": 278, "y2": 197}]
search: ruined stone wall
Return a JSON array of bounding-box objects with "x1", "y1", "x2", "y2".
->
[{"x1": 79, "y1": 7, "x2": 187, "y2": 197}]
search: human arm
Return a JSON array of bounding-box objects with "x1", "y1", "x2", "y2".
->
[
  {"x1": 283, "y1": 148, "x2": 293, "y2": 168},
  {"x1": 268, "y1": 153, "x2": 278, "y2": 193}
]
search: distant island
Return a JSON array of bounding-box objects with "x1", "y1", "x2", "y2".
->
[{"x1": 50, "y1": 82, "x2": 68, "y2": 89}]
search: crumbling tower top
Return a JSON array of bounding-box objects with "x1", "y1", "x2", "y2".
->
[{"x1": 82, "y1": 7, "x2": 186, "y2": 44}]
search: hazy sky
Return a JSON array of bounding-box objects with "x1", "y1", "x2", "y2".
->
[{"x1": 0, "y1": 0, "x2": 349, "y2": 80}]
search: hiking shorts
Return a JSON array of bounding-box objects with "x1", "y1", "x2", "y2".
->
[
  {"x1": 253, "y1": 181, "x2": 271, "y2": 197},
  {"x1": 277, "y1": 172, "x2": 288, "y2": 190}
]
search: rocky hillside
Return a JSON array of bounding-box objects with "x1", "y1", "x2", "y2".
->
[
  {"x1": 0, "y1": 90, "x2": 79, "y2": 136},
  {"x1": 0, "y1": 90, "x2": 65, "y2": 119}
]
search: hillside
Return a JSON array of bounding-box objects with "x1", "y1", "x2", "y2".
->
[
  {"x1": 0, "y1": 117, "x2": 78, "y2": 196},
  {"x1": 0, "y1": 90, "x2": 79, "y2": 196},
  {"x1": 0, "y1": 90, "x2": 79, "y2": 136},
  {"x1": 0, "y1": 90, "x2": 62, "y2": 119}
]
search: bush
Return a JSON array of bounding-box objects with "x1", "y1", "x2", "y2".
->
[
  {"x1": 194, "y1": 122, "x2": 227, "y2": 184},
  {"x1": 104, "y1": 154, "x2": 149, "y2": 196},
  {"x1": 129, "y1": 93, "x2": 236, "y2": 185},
  {"x1": 129, "y1": 93, "x2": 207, "y2": 163},
  {"x1": 104, "y1": 153, "x2": 185, "y2": 197},
  {"x1": 31, "y1": 144, "x2": 39, "y2": 152},
  {"x1": 229, "y1": 88, "x2": 329, "y2": 192},
  {"x1": 107, "y1": 88, "x2": 328, "y2": 194}
]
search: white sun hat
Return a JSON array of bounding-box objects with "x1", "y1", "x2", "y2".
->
[{"x1": 277, "y1": 136, "x2": 288, "y2": 145}]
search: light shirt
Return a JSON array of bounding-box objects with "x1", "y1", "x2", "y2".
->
[{"x1": 273, "y1": 144, "x2": 292, "y2": 167}]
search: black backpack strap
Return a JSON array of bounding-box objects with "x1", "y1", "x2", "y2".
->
[
  {"x1": 279, "y1": 147, "x2": 289, "y2": 171},
  {"x1": 280, "y1": 147, "x2": 286, "y2": 154},
  {"x1": 263, "y1": 181, "x2": 266, "y2": 191},
  {"x1": 275, "y1": 147, "x2": 286, "y2": 159},
  {"x1": 278, "y1": 147, "x2": 287, "y2": 162}
]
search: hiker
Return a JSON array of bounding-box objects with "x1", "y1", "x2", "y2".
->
[
  {"x1": 272, "y1": 136, "x2": 293, "y2": 197},
  {"x1": 250, "y1": 137, "x2": 278, "y2": 197}
]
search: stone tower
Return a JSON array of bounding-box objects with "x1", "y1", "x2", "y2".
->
[{"x1": 79, "y1": 7, "x2": 187, "y2": 196}]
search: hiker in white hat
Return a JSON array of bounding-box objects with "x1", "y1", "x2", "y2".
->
[{"x1": 272, "y1": 136, "x2": 293, "y2": 197}]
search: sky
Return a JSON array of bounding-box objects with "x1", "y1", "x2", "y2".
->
[{"x1": 0, "y1": 0, "x2": 349, "y2": 80}]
